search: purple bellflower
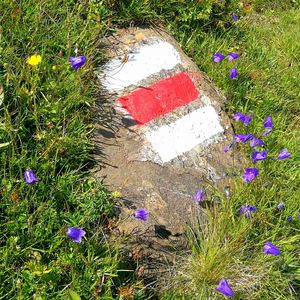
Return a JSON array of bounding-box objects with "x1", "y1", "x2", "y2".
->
[
  {"x1": 240, "y1": 204, "x2": 257, "y2": 218},
  {"x1": 234, "y1": 134, "x2": 254, "y2": 143},
  {"x1": 69, "y1": 56, "x2": 86, "y2": 71},
  {"x1": 250, "y1": 137, "x2": 264, "y2": 147},
  {"x1": 233, "y1": 112, "x2": 252, "y2": 126},
  {"x1": 24, "y1": 169, "x2": 39, "y2": 184},
  {"x1": 232, "y1": 13, "x2": 238, "y2": 22},
  {"x1": 243, "y1": 115, "x2": 252, "y2": 126},
  {"x1": 262, "y1": 127, "x2": 272, "y2": 136},
  {"x1": 264, "y1": 116, "x2": 273, "y2": 128},
  {"x1": 213, "y1": 53, "x2": 225, "y2": 63},
  {"x1": 194, "y1": 189, "x2": 205, "y2": 202},
  {"x1": 66, "y1": 227, "x2": 86, "y2": 243},
  {"x1": 228, "y1": 53, "x2": 239, "y2": 61},
  {"x1": 229, "y1": 67, "x2": 238, "y2": 79},
  {"x1": 287, "y1": 216, "x2": 293, "y2": 222},
  {"x1": 224, "y1": 141, "x2": 234, "y2": 153},
  {"x1": 262, "y1": 116, "x2": 273, "y2": 136},
  {"x1": 298, "y1": 214, "x2": 300, "y2": 219},
  {"x1": 215, "y1": 278, "x2": 234, "y2": 297},
  {"x1": 233, "y1": 112, "x2": 245, "y2": 122},
  {"x1": 252, "y1": 150, "x2": 268, "y2": 164},
  {"x1": 263, "y1": 241, "x2": 281, "y2": 256},
  {"x1": 277, "y1": 148, "x2": 291, "y2": 160},
  {"x1": 242, "y1": 168, "x2": 259, "y2": 182},
  {"x1": 276, "y1": 201, "x2": 285, "y2": 211},
  {"x1": 134, "y1": 209, "x2": 149, "y2": 221}
]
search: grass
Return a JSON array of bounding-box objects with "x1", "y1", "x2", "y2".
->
[
  {"x1": 0, "y1": 0, "x2": 300, "y2": 299},
  {"x1": 0, "y1": 1, "x2": 122, "y2": 299},
  {"x1": 158, "y1": 2, "x2": 300, "y2": 299}
]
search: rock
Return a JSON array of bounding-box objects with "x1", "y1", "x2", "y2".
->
[{"x1": 93, "y1": 26, "x2": 237, "y2": 275}]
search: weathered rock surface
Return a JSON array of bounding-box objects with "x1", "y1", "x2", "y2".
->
[{"x1": 93, "y1": 27, "x2": 237, "y2": 272}]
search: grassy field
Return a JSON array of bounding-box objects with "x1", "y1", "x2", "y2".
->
[{"x1": 0, "y1": 0, "x2": 299, "y2": 299}]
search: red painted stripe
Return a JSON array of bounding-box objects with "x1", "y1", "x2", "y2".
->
[{"x1": 118, "y1": 72, "x2": 200, "y2": 125}]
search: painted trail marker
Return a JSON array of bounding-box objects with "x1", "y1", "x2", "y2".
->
[
  {"x1": 102, "y1": 39, "x2": 182, "y2": 91},
  {"x1": 118, "y1": 72, "x2": 200, "y2": 125},
  {"x1": 95, "y1": 27, "x2": 238, "y2": 271},
  {"x1": 145, "y1": 105, "x2": 223, "y2": 163}
]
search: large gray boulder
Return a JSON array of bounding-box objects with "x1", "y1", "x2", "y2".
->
[{"x1": 93, "y1": 27, "x2": 236, "y2": 266}]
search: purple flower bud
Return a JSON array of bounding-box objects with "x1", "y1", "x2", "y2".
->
[
  {"x1": 234, "y1": 134, "x2": 254, "y2": 143},
  {"x1": 213, "y1": 53, "x2": 225, "y2": 63},
  {"x1": 232, "y1": 13, "x2": 238, "y2": 22},
  {"x1": 225, "y1": 186, "x2": 230, "y2": 198},
  {"x1": 262, "y1": 127, "x2": 272, "y2": 136},
  {"x1": 194, "y1": 189, "x2": 205, "y2": 202},
  {"x1": 250, "y1": 137, "x2": 264, "y2": 147},
  {"x1": 252, "y1": 150, "x2": 268, "y2": 164},
  {"x1": 134, "y1": 209, "x2": 149, "y2": 221},
  {"x1": 215, "y1": 278, "x2": 234, "y2": 297},
  {"x1": 262, "y1": 116, "x2": 273, "y2": 136},
  {"x1": 233, "y1": 112, "x2": 245, "y2": 122},
  {"x1": 298, "y1": 214, "x2": 300, "y2": 219},
  {"x1": 264, "y1": 116, "x2": 273, "y2": 128},
  {"x1": 69, "y1": 56, "x2": 86, "y2": 71},
  {"x1": 263, "y1": 241, "x2": 280, "y2": 256},
  {"x1": 229, "y1": 67, "x2": 238, "y2": 79},
  {"x1": 277, "y1": 148, "x2": 291, "y2": 160},
  {"x1": 24, "y1": 169, "x2": 39, "y2": 184},
  {"x1": 242, "y1": 168, "x2": 259, "y2": 182},
  {"x1": 228, "y1": 53, "x2": 239, "y2": 62},
  {"x1": 233, "y1": 112, "x2": 252, "y2": 126},
  {"x1": 240, "y1": 204, "x2": 257, "y2": 218},
  {"x1": 243, "y1": 114, "x2": 252, "y2": 126},
  {"x1": 224, "y1": 141, "x2": 234, "y2": 153},
  {"x1": 66, "y1": 227, "x2": 86, "y2": 243},
  {"x1": 287, "y1": 216, "x2": 293, "y2": 222},
  {"x1": 276, "y1": 201, "x2": 285, "y2": 210}
]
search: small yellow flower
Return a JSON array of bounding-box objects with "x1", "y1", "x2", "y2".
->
[
  {"x1": 52, "y1": 65, "x2": 56, "y2": 70},
  {"x1": 111, "y1": 191, "x2": 122, "y2": 199},
  {"x1": 27, "y1": 54, "x2": 42, "y2": 66}
]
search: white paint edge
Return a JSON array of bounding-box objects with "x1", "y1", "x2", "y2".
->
[
  {"x1": 145, "y1": 105, "x2": 224, "y2": 163},
  {"x1": 100, "y1": 39, "x2": 183, "y2": 92}
]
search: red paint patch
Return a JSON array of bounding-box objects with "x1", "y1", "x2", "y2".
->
[{"x1": 118, "y1": 72, "x2": 200, "y2": 125}]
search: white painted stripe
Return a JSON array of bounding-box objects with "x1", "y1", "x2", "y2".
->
[
  {"x1": 101, "y1": 39, "x2": 182, "y2": 92},
  {"x1": 145, "y1": 105, "x2": 223, "y2": 163}
]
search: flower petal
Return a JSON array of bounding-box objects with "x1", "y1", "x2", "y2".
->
[
  {"x1": 27, "y1": 54, "x2": 42, "y2": 66},
  {"x1": 66, "y1": 227, "x2": 86, "y2": 243},
  {"x1": 215, "y1": 278, "x2": 234, "y2": 297},
  {"x1": 250, "y1": 137, "x2": 264, "y2": 147},
  {"x1": 134, "y1": 209, "x2": 149, "y2": 221},
  {"x1": 243, "y1": 114, "x2": 252, "y2": 126},
  {"x1": 263, "y1": 116, "x2": 273, "y2": 128},
  {"x1": 262, "y1": 127, "x2": 272, "y2": 136},
  {"x1": 233, "y1": 112, "x2": 245, "y2": 122},
  {"x1": 228, "y1": 53, "x2": 239, "y2": 62},
  {"x1": 69, "y1": 56, "x2": 86, "y2": 71},
  {"x1": 242, "y1": 168, "x2": 259, "y2": 182},
  {"x1": 234, "y1": 134, "x2": 253, "y2": 143},
  {"x1": 213, "y1": 53, "x2": 225, "y2": 63},
  {"x1": 277, "y1": 148, "x2": 290, "y2": 160},
  {"x1": 24, "y1": 169, "x2": 39, "y2": 184},
  {"x1": 229, "y1": 67, "x2": 238, "y2": 79},
  {"x1": 263, "y1": 241, "x2": 280, "y2": 256},
  {"x1": 252, "y1": 150, "x2": 267, "y2": 164},
  {"x1": 224, "y1": 141, "x2": 234, "y2": 153},
  {"x1": 194, "y1": 189, "x2": 205, "y2": 202}
]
